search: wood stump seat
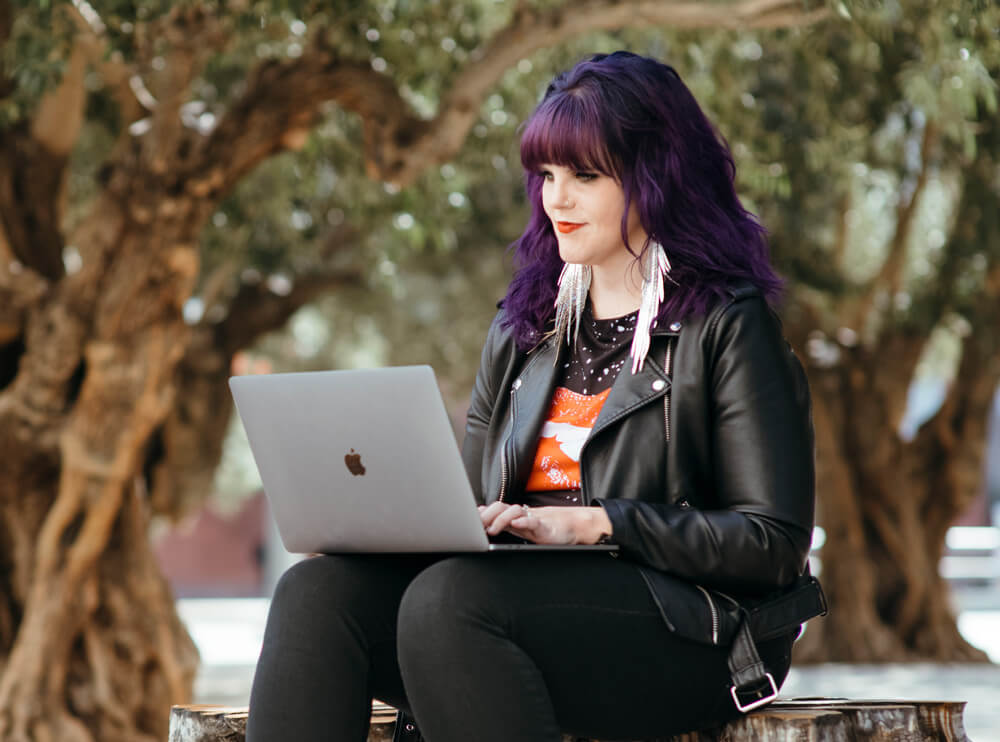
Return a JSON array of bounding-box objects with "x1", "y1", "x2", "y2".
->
[{"x1": 168, "y1": 698, "x2": 972, "y2": 741}]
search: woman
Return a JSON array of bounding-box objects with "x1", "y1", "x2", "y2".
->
[{"x1": 246, "y1": 51, "x2": 817, "y2": 742}]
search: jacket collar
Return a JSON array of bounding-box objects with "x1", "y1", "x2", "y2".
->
[{"x1": 506, "y1": 326, "x2": 677, "y2": 493}]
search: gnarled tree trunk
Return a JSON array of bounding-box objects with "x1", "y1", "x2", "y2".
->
[
  {"x1": 794, "y1": 334, "x2": 996, "y2": 662},
  {"x1": 0, "y1": 144, "x2": 209, "y2": 738}
]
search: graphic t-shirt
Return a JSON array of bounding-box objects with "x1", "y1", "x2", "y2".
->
[{"x1": 521, "y1": 304, "x2": 637, "y2": 507}]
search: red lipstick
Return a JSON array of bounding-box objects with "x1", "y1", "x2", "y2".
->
[{"x1": 556, "y1": 222, "x2": 584, "y2": 234}]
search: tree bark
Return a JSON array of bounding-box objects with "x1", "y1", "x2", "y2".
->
[
  {"x1": 0, "y1": 150, "x2": 208, "y2": 737},
  {"x1": 168, "y1": 700, "x2": 973, "y2": 742},
  {"x1": 793, "y1": 333, "x2": 992, "y2": 662}
]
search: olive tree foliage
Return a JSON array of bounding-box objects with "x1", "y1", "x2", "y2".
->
[{"x1": 0, "y1": 1, "x2": 831, "y2": 740}]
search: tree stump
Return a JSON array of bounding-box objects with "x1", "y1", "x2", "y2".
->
[
  {"x1": 168, "y1": 702, "x2": 399, "y2": 741},
  {"x1": 168, "y1": 698, "x2": 971, "y2": 741}
]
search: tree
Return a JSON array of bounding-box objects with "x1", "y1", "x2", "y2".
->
[
  {"x1": 0, "y1": 1, "x2": 828, "y2": 739},
  {"x1": 696, "y1": 1, "x2": 1000, "y2": 661}
]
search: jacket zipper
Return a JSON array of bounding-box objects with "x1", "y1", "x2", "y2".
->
[
  {"x1": 696, "y1": 585, "x2": 720, "y2": 644},
  {"x1": 497, "y1": 379, "x2": 520, "y2": 503},
  {"x1": 663, "y1": 337, "x2": 673, "y2": 443}
]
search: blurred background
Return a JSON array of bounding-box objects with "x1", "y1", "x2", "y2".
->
[{"x1": 1, "y1": 1, "x2": 999, "y2": 740}]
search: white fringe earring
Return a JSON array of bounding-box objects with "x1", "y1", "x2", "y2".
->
[
  {"x1": 553, "y1": 262, "x2": 592, "y2": 350},
  {"x1": 630, "y1": 242, "x2": 671, "y2": 374}
]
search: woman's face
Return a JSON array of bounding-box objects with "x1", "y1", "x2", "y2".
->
[{"x1": 539, "y1": 164, "x2": 646, "y2": 272}]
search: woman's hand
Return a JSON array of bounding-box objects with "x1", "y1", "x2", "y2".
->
[{"x1": 478, "y1": 502, "x2": 613, "y2": 545}]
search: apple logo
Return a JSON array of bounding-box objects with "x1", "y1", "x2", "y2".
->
[{"x1": 344, "y1": 448, "x2": 366, "y2": 476}]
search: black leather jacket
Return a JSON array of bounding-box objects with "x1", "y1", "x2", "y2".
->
[{"x1": 462, "y1": 282, "x2": 815, "y2": 615}]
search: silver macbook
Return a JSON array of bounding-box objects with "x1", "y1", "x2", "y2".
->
[{"x1": 229, "y1": 366, "x2": 617, "y2": 554}]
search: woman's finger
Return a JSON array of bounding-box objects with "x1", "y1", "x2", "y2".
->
[
  {"x1": 485, "y1": 506, "x2": 520, "y2": 535},
  {"x1": 486, "y1": 504, "x2": 530, "y2": 535},
  {"x1": 510, "y1": 507, "x2": 553, "y2": 541},
  {"x1": 510, "y1": 506, "x2": 537, "y2": 530},
  {"x1": 512, "y1": 507, "x2": 574, "y2": 545},
  {"x1": 479, "y1": 501, "x2": 509, "y2": 527}
]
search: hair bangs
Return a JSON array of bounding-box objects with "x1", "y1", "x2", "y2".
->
[{"x1": 519, "y1": 92, "x2": 620, "y2": 178}]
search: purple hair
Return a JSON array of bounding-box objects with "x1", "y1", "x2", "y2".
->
[{"x1": 501, "y1": 51, "x2": 783, "y2": 349}]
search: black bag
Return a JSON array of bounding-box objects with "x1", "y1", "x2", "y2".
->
[
  {"x1": 638, "y1": 567, "x2": 826, "y2": 646},
  {"x1": 639, "y1": 566, "x2": 827, "y2": 711}
]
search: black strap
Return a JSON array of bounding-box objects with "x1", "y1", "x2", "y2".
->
[
  {"x1": 727, "y1": 617, "x2": 766, "y2": 689},
  {"x1": 726, "y1": 617, "x2": 779, "y2": 712},
  {"x1": 727, "y1": 568, "x2": 826, "y2": 713}
]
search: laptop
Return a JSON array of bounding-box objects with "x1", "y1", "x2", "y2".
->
[{"x1": 229, "y1": 366, "x2": 617, "y2": 554}]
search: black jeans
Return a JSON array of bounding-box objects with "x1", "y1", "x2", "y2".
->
[{"x1": 245, "y1": 553, "x2": 794, "y2": 742}]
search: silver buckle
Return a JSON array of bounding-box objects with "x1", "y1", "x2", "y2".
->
[{"x1": 730, "y1": 672, "x2": 778, "y2": 712}]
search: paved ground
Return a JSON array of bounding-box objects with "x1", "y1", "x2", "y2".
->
[{"x1": 180, "y1": 598, "x2": 1000, "y2": 741}]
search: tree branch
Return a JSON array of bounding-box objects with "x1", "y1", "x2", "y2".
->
[
  {"x1": 29, "y1": 40, "x2": 88, "y2": 158},
  {"x1": 832, "y1": 190, "x2": 851, "y2": 271},
  {"x1": 910, "y1": 194, "x2": 1000, "y2": 525},
  {"x1": 907, "y1": 104, "x2": 998, "y2": 332},
  {"x1": 0, "y1": 133, "x2": 67, "y2": 281},
  {"x1": 0, "y1": 264, "x2": 48, "y2": 346},
  {"x1": 0, "y1": 0, "x2": 12, "y2": 54},
  {"x1": 131, "y1": 5, "x2": 228, "y2": 171},
  {"x1": 65, "y1": 2, "x2": 149, "y2": 125},
  {"x1": 852, "y1": 123, "x2": 938, "y2": 329},
  {"x1": 150, "y1": 264, "x2": 363, "y2": 517},
  {"x1": 915, "y1": 324, "x2": 1000, "y2": 510},
  {"x1": 203, "y1": 0, "x2": 832, "y2": 191},
  {"x1": 217, "y1": 268, "x2": 364, "y2": 355},
  {"x1": 212, "y1": 222, "x2": 363, "y2": 356},
  {"x1": 0, "y1": 6, "x2": 107, "y2": 281}
]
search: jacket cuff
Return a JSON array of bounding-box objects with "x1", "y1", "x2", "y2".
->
[
  {"x1": 593, "y1": 499, "x2": 628, "y2": 545},
  {"x1": 594, "y1": 498, "x2": 664, "y2": 567}
]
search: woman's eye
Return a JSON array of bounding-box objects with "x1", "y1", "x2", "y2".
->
[
  {"x1": 538, "y1": 170, "x2": 553, "y2": 181},
  {"x1": 576, "y1": 172, "x2": 598, "y2": 181}
]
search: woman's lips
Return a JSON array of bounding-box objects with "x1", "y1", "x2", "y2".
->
[{"x1": 556, "y1": 222, "x2": 584, "y2": 234}]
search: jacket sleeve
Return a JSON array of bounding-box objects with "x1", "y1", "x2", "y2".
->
[
  {"x1": 461, "y1": 312, "x2": 506, "y2": 505},
  {"x1": 597, "y1": 298, "x2": 815, "y2": 595}
]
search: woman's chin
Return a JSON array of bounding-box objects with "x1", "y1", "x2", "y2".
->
[{"x1": 557, "y1": 249, "x2": 590, "y2": 266}]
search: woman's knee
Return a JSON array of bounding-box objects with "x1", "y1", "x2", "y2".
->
[
  {"x1": 267, "y1": 556, "x2": 341, "y2": 621},
  {"x1": 272, "y1": 554, "x2": 342, "y2": 599},
  {"x1": 397, "y1": 558, "x2": 505, "y2": 652},
  {"x1": 268, "y1": 554, "x2": 400, "y2": 628}
]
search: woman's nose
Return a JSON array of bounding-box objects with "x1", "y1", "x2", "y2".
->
[{"x1": 549, "y1": 178, "x2": 572, "y2": 210}]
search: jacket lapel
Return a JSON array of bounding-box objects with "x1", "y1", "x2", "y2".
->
[
  {"x1": 588, "y1": 330, "x2": 676, "y2": 443},
  {"x1": 506, "y1": 337, "x2": 563, "y2": 493}
]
